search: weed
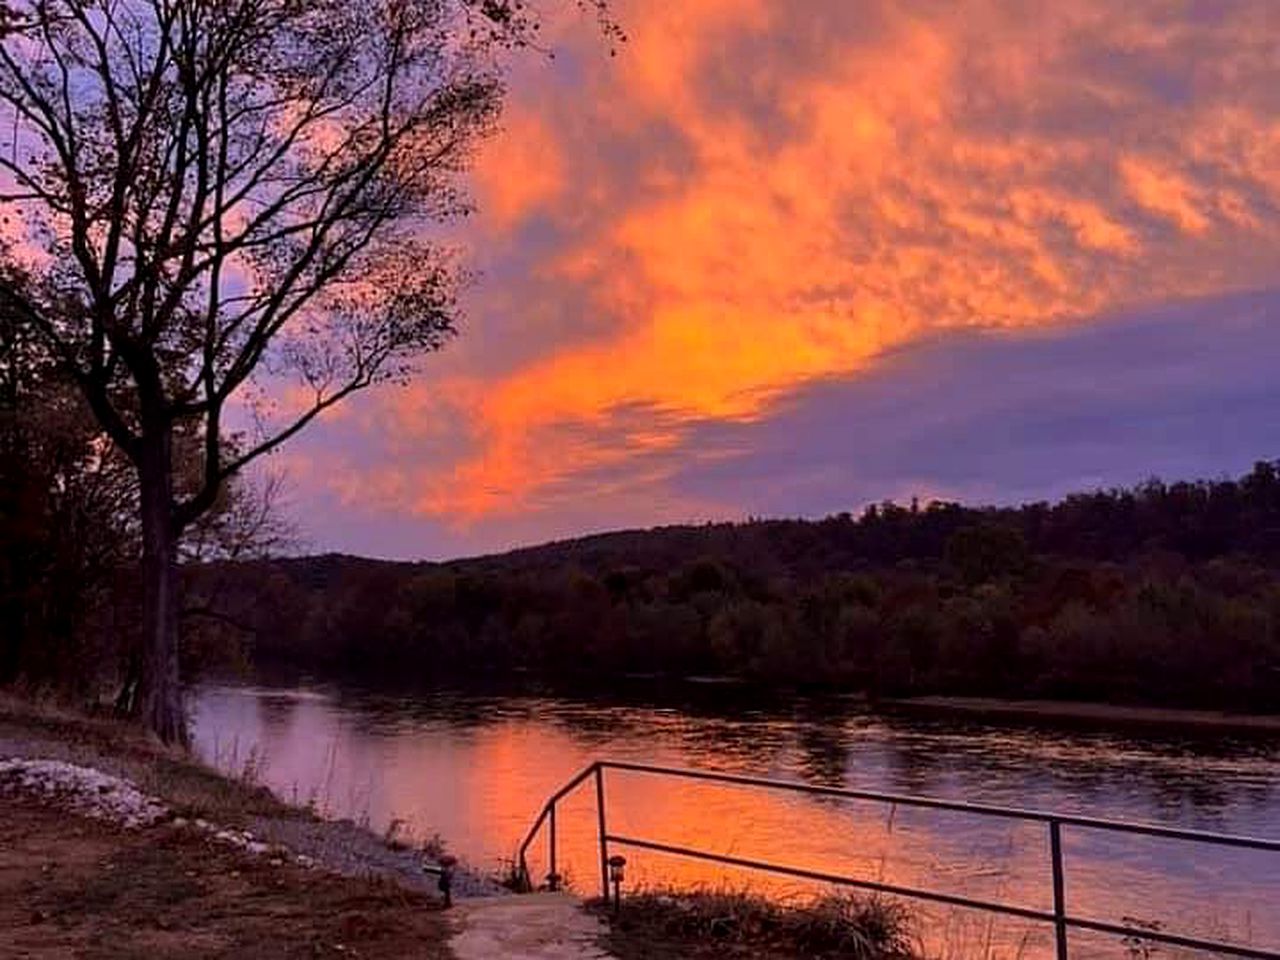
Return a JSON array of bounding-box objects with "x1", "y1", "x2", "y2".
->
[{"x1": 1121, "y1": 916, "x2": 1164, "y2": 960}]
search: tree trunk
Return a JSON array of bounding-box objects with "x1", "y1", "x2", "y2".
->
[{"x1": 136, "y1": 427, "x2": 188, "y2": 746}]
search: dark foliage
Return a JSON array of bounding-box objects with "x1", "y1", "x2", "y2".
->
[
  {"x1": 200, "y1": 462, "x2": 1280, "y2": 711},
  {"x1": 0, "y1": 305, "x2": 136, "y2": 693},
  {"x1": 0, "y1": 302, "x2": 289, "y2": 700},
  {"x1": 598, "y1": 888, "x2": 916, "y2": 960}
]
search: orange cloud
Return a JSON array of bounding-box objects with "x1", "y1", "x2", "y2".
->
[
  {"x1": 1121, "y1": 158, "x2": 1211, "y2": 236},
  {"x1": 328, "y1": 1, "x2": 1280, "y2": 524},
  {"x1": 473, "y1": 107, "x2": 567, "y2": 229}
]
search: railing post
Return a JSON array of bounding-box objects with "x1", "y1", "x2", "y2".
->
[
  {"x1": 548, "y1": 801, "x2": 558, "y2": 890},
  {"x1": 596, "y1": 764, "x2": 610, "y2": 902},
  {"x1": 1050, "y1": 819, "x2": 1069, "y2": 960}
]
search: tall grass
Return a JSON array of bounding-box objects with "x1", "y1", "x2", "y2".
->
[{"x1": 602, "y1": 885, "x2": 918, "y2": 959}]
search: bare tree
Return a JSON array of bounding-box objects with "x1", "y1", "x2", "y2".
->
[{"x1": 0, "y1": 0, "x2": 614, "y2": 743}]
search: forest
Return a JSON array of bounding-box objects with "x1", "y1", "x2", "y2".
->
[
  {"x1": 189, "y1": 462, "x2": 1280, "y2": 711},
  {"x1": 0, "y1": 307, "x2": 289, "y2": 704}
]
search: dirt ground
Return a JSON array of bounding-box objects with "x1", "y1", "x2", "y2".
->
[{"x1": 0, "y1": 795, "x2": 452, "y2": 960}]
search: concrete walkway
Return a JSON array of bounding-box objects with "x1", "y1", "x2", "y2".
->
[{"x1": 448, "y1": 893, "x2": 616, "y2": 960}]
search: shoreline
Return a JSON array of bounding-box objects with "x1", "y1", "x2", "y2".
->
[
  {"x1": 882, "y1": 696, "x2": 1280, "y2": 733},
  {"x1": 0, "y1": 694, "x2": 502, "y2": 898},
  {"x1": 215, "y1": 671, "x2": 1280, "y2": 734},
  {"x1": 0, "y1": 695, "x2": 462, "y2": 958}
]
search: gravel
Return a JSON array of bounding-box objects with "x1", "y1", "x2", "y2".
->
[{"x1": 247, "y1": 814, "x2": 507, "y2": 898}]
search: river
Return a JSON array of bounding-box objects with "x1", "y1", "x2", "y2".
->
[{"x1": 191, "y1": 681, "x2": 1280, "y2": 958}]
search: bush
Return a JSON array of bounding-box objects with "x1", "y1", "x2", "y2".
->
[{"x1": 599, "y1": 886, "x2": 917, "y2": 960}]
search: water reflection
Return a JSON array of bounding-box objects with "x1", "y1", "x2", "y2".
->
[{"x1": 192, "y1": 681, "x2": 1280, "y2": 959}]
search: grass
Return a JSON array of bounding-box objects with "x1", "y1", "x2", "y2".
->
[{"x1": 596, "y1": 886, "x2": 919, "y2": 959}]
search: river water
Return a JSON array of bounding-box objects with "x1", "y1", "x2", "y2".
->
[{"x1": 191, "y1": 681, "x2": 1280, "y2": 958}]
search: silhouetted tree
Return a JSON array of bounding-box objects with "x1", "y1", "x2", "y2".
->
[
  {"x1": 0, "y1": 0, "x2": 616, "y2": 742},
  {"x1": 2, "y1": 268, "x2": 294, "y2": 697}
]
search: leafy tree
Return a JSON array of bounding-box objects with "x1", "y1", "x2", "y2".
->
[
  {"x1": 0, "y1": 0, "x2": 614, "y2": 742},
  {"x1": 946, "y1": 522, "x2": 1029, "y2": 584}
]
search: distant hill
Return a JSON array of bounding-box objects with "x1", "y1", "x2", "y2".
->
[{"x1": 188, "y1": 461, "x2": 1280, "y2": 711}]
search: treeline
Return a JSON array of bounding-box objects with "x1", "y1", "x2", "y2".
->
[{"x1": 197, "y1": 462, "x2": 1280, "y2": 711}]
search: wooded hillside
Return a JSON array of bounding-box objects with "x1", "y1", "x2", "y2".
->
[{"x1": 191, "y1": 462, "x2": 1280, "y2": 710}]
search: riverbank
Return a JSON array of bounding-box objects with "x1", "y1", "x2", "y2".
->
[
  {"x1": 883, "y1": 696, "x2": 1280, "y2": 733},
  {"x1": 0, "y1": 695, "x2": 933, "y2": 960},
  {"x1": 0, "y1": 694, "x2": 503, "y2": 896},
  {"x1": 0, "y1": 700, "x2": 839, "y2": 960},
  {"x1": 0, "y1": 695, "x2": 475, "y2": 958}
]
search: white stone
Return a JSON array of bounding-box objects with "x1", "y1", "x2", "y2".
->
[{"x1": 0, "y1": 758, "x2": 168, "y2": 828}]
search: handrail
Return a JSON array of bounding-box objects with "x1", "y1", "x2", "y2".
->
[
  {"x1": 515, "y1": 761, "x2": 599, "y2": 889},
  {"x1": 515, "y1": 759, "x2": 1280, "y2": 960},
  {"x1": 601, "y1": 759, "x2": 1280, "y2": 852}
]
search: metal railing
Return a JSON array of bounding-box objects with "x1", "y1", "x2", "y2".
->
[{"x1": 516, "y1": 759, "x2": 1280, "y2": 960}]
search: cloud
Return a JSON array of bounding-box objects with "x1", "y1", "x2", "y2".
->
[
  {"x1": 1121, "y1": 158, "x2": 1212, "y2": 235},
  {"x1": 288, "y1": 286, "x2": 1280, "y2": 559},
  {"x1": 663, "y1": 287, "x2": 1280, "y2": 518},
  {"x1": 472, "y1": 107, "x2": 567, "y2": 230},
  {"x1": 282, "y1": 0, "x2": 1280, "y2": 556}
]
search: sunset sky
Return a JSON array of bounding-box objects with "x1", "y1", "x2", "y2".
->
[{"x1": 277, "y1": 0, "x2": 1280, "y2": 560}]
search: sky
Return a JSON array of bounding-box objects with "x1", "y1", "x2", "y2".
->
[{"x1": 271, "y1": 0, "x2": 1280, "y2": 560}]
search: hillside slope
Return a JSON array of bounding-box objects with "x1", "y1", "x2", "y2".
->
[{"x1": 190, "y1": 461, "x2": 1280, "y2": 710}]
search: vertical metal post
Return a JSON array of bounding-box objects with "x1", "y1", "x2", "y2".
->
[
  {"x1": 548, "y1": 801, "x2": 558, "y2": 890},
  {"x1": 596, "y1": 764, "x2": 610, "y2": 902},
  {"x1": 1050, "y1": 819, "x2": 1069, "y2": 960}
]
